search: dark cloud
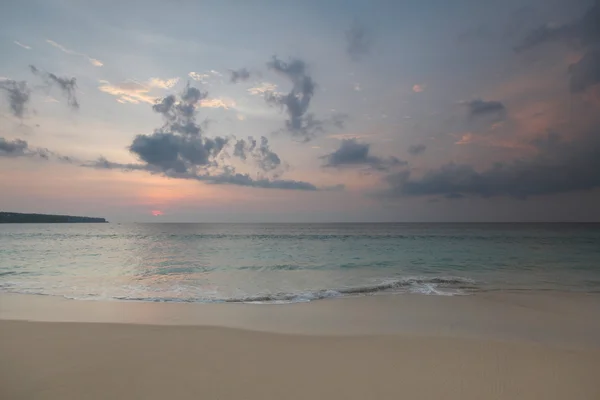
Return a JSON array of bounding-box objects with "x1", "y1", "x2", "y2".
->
[
  {"x1": 465, "y1": 99, "x2": 506, "y2": 118},
  {"x1": 384, "y1": 131, "x2": 600, "y2": 199},
  {"x1": 0, "y1": 137, "x2": 28, "y2": 156},
  {"x1": 408, "y1": 144, "x2": 427, "y2": 155},
  {"x1": 128, "y1": 132, "x2": 226, "y2": 174},
  {"x1": 515, "y1": 1, "x2": 599, "y2": 52},
  {"x1": 199, "y1": 172, "x2": 316, "y2": 190},
  {"x1": 569, "y1": 48, "x2": 600, "y2": 93},
  {"x1": 89, "y1": 158, "x2": 316, "y2": 191},
  {"x1": 90, "y1": 84, "x2": 321, "y2": 191},
  {"x1": 345, "y1": 20, "x2": 372, "y2": 60},
  {"x1": 514, "y1": 23, "x2": 576, "y2": 53},
  {"x1": 0, "y1": 80, "x2": 30, "y2": 118},
  {"x1": 152, "y1": 94, "x2": 177, "y2": 116},
  {"x1": 233, "y1": 137, "x2": 251, "y2": 160},
  {"x1": 255, "y1": 137, "x2": 282, "y2": 172},
  {"x1": 150, "y1": 84, "x2": 209, "y2": 138},
  {"x1": 516, "y1": 2, "x2": 600, "y2": 93},
  {"x1": 0, "y1": 136, "x2": 76, "y2": 162},
  {"x1": 129, "y1": 85, "x2": 226, "y2": 175},
  {"x1": 230, "y1": 68, "x2": 251, "y2": 83},
  {"x1": 234, "y1": 136, "x2": 282, "y2": 172},
  {"x1": 29, "y1": 65, "x2": 79, "y2": 110},
  {"x1": 322, "y1": 139, "x2": 405, "y2": 171},
  {"x1": 265, "y1": 56, "x2": 322, "y2": 141},
  {"x1": 89, "y1": 157, "x2": 147, "y2": 171}
]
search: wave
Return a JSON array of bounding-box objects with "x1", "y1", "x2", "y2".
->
[
  {"x1": 0, "y1": 275, "x2": 477, "y2": 304},
  {"x1": 223, "y1": 276, "x2": 476, "y2": 303}
]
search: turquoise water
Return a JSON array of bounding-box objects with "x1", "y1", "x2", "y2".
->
[{"x1": 1, "y1": 223, "x2": 600, "y2": 303}]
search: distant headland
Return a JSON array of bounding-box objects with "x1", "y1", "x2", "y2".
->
[{"x1": 0, "y1": 212, "x2": 108, "y2": 223}]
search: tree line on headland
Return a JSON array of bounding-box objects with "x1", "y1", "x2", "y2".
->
[{"x1": 0, "y1": 212, "x2": 107, "y2": 223}]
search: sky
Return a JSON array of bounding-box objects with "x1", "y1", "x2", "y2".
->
[{"x1": 1, "y1": 0, "x2": 600, "y2": 222}]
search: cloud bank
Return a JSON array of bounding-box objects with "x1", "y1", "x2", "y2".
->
[{"x1": 384, "y1": 132, "x2": 600, "y2": 199}]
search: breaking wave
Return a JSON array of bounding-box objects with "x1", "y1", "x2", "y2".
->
[
  {"x1": 1, "y1": 276, "x2": 477, "y2": 304},
  {"x1": 221, "y1": 276, "x2": 476, "y2": 303}
]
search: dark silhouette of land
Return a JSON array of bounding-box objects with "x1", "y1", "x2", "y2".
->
[{"x1": 0, "y1": 212, "x2": 107, "y2": 223}]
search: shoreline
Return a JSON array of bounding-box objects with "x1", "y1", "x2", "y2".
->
[{"x1": 2, "y1": 291, "x2": 600, "y2": 347}]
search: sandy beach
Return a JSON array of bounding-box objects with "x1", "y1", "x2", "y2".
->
[{"x1": 2, "y1": 292, "x2": 600, "y2": 399}]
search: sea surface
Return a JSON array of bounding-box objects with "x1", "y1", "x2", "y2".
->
[{"x1": 1, "y1": 223, "x2": 600, "y2": 303}]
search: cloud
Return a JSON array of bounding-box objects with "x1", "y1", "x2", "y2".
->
[
  {"x1": 89, "y1": 155, "x2": 318, "y2": 191},
  {"x1": 122, "y1": 84, "x2": 228, "y2": 174},
  {"x1": 46, "y1": 39, "x2": 103, "y2": 67},
  {"x1": 0, "y1": 136, "x2": 76, "y2": 163},
  {"x1": 515, "y1": 2, "x2": 599, "y2": 50},
  {"x1": 514, "y1": 23, "x2": 576, "y2": 53},
  {"x1": 14, "y1": 41, "x2": 31, "y2": 50},
  {"x1": 247, "y1": 82, "x2": 277, "y2": 95},
  {"x1": 384, "y1": 131, "x2": 600, "y2": 199},
  {"x1": 188, "y1": 72, "x2": 210, "y2": 83},
  {"x1": 0, "y1": 137, "x2": 28, "y2": 156},
  {"x1": 98, "y1": 80, "x2": 156, "y2": 104},
  {"x1": 265, "y1": 56, "x2": 338, "y2": 141},
  {"x1": 569, "y1": 48, "x2": 600, "y2": 93},
  {"x1": 91, "y1": 83, "x2": 320, "y2": 191},
  {"x1": 147, "y1": 77, "x2": 180, "y2": 90},
  {"x1": 345, "y1": 20, "x2": 372, "y2": 60},
  {"x1": 201, "y1": 98, "x2": 236, "y2": 109},
  {"x1": 129, "y1": 132, "x2": 226, "y2": 173},
  {"x1": 515, "y1": 2, "x2": 600, "y2": 93},
  {"x1": 230, "y1": 68, "x2": 251, "y2": 83},
  {"x1": 322, "y1": 139, "x2": 405, "y2": 171},
  {"x1": 412, "y1": 84, "x2": 424, "y2": 93},
  {"x1": 201, "y1": 173, "x2": 316, "y2": 190},
  {"x1": 464, "y1": 98, "x2": 506, "y2": 119},
  {"x1": 455, "y1": 133, "x2": 476, "y2": 145},
  {"x1": 99, "y1": 78, "x2": 230, "y2": 108},
  {"x1": 29, "y1": 65, "x2": 79, "y2": 110},
  {"x1": 188, "y1": 70, "x2": 222, "y2": 84},
  {"x1": 1, "y1": 67, "x2": 83, "y2": 117},
  {"x1": 0, "y1": 80, "x2": 30, "y2": 118},
  {"x1": 233, "y1": 136, "x2": 282, "y2": 172},
  {"x1": 408, "y1": 144, "x2": 426, "y2": 155}
]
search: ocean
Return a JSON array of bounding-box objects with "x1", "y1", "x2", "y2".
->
[{"x1": 1, "y1": 223, "x2": 599, "y2": 303}]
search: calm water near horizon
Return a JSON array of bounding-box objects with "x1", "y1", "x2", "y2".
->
[{"x1": 1, "y1": 223, "x2": 600, "y2": 303}]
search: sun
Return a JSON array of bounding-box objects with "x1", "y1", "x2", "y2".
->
[{"x1": 151, "y1": 210, "x2": 164, "y2": 217}]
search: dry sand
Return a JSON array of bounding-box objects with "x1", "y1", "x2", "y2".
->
[{"x1": 1, "y1": 292, "x2": 600, "y2": 399}]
